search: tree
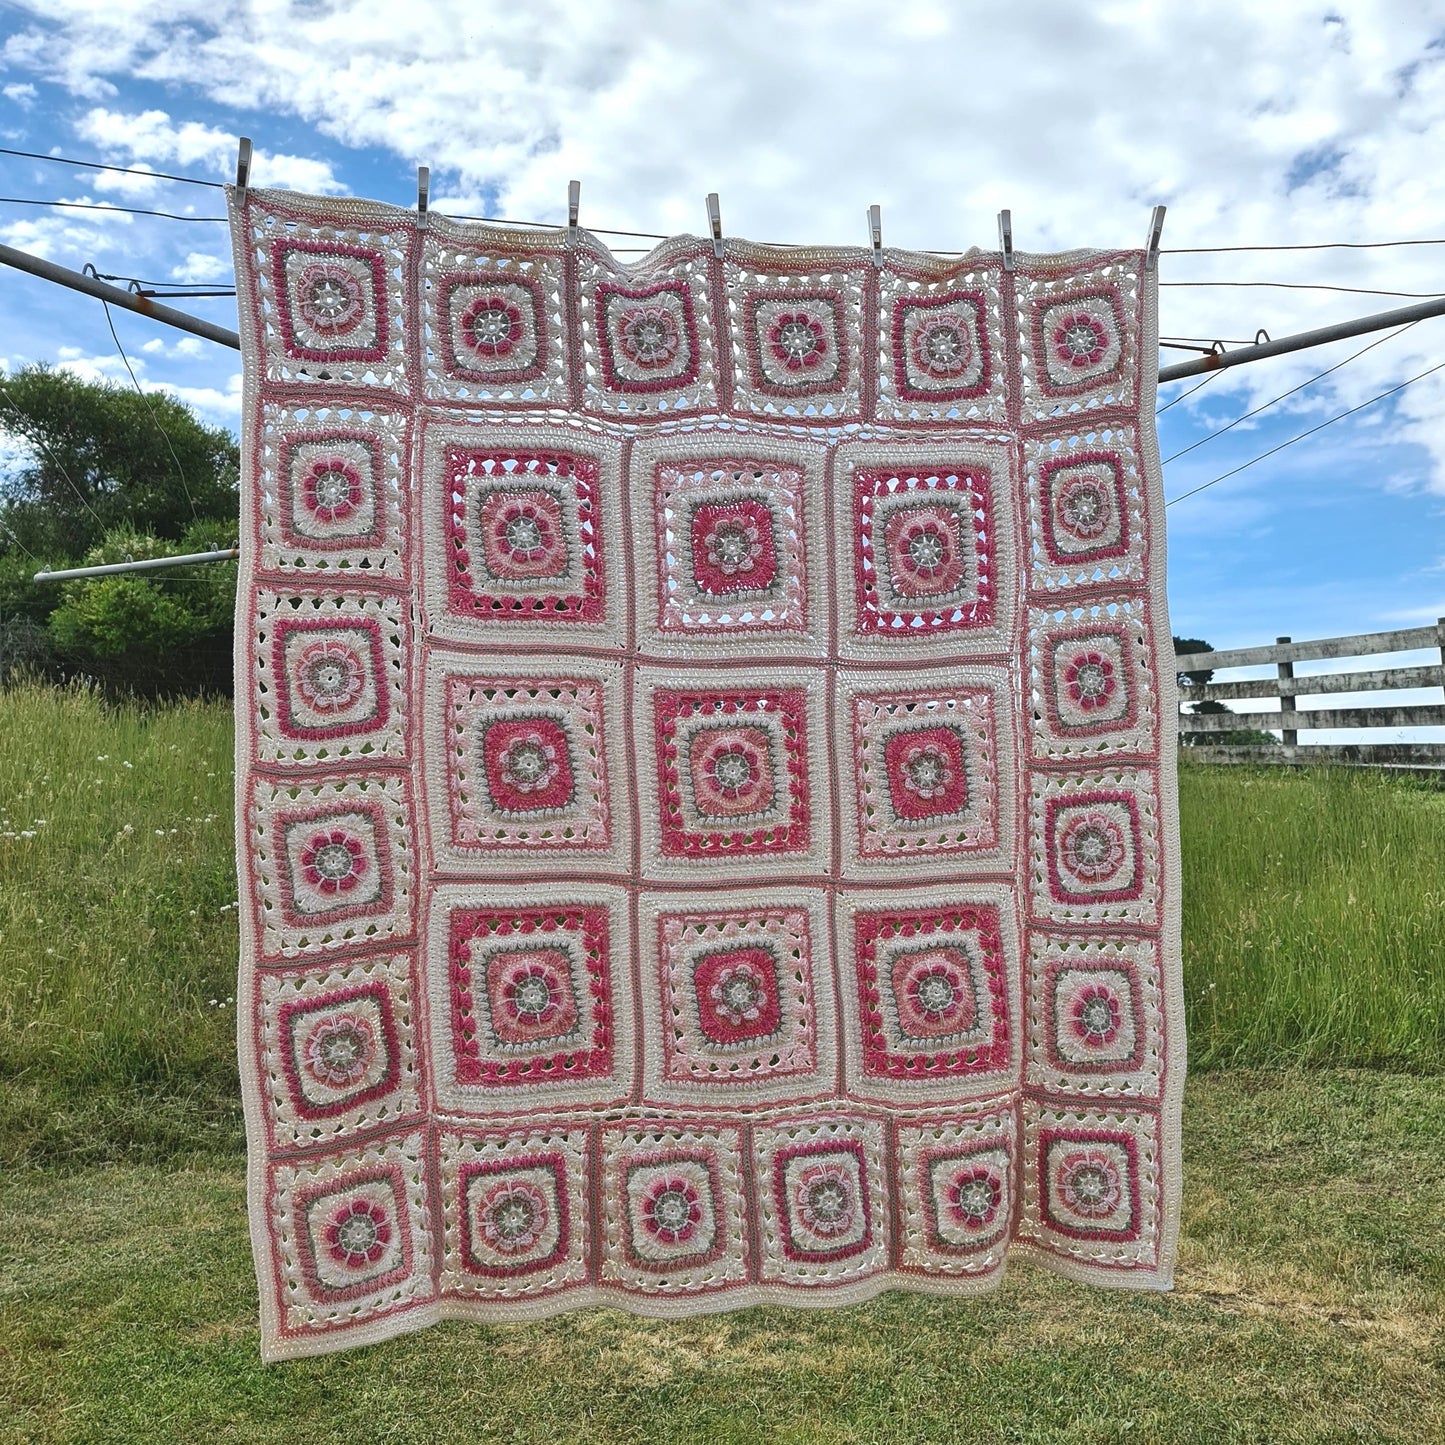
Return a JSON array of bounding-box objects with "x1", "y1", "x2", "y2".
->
[
  {"x1": 0, "y1": 365, "x2": 238, "y2": 560},
  {"x1": 45, "y1": 523, "x2": 238, "y2": 697}
]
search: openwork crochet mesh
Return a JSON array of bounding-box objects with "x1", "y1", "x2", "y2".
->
[{"x1": 229, "y1": 188, "x2": 1184, "y2": 1361}]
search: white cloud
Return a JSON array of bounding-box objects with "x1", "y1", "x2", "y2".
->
[
  {"x1": 169, "y1": 250, "x2": 230, "y2": 283},
  {"x1": 74, "y1": 106, "x2": 343, "y2": 191},
  {"x1": 3, "y1": 82, "x2": 38, "y2": 108},
  {"x1": 4, "y1": 0, "x2": 1445, "y2": 490}
]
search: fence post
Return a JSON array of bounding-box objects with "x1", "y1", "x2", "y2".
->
[
  {"x1": 1438, "y1": 618, "x2": 1445, "y2": 701},
  {"x1": 1276, "y1": 636, "x2": 1297, "y2": 750}
]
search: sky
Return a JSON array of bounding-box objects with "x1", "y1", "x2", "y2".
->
[{"x1": 0, "y1": 0, "x2": 1442, "y2": 735}]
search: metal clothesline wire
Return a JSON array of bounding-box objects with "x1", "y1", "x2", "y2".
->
[
  {"x1": 6, "y1": 146, "x2": 1445, "y2": 255},
  {"x1": 1160, "y1": 321, "x2": 1419, "y2": 465},
  {"x1": 3, "y1": 201, "x2": 1445, "y2": 572},
  {"x1": 1165, "y1": 358, "x2": 1445, "y2": 507}
]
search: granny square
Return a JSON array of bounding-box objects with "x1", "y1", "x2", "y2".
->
[{"x1": 231, "y1": 186, "x2": 1184, "y2": 1359}]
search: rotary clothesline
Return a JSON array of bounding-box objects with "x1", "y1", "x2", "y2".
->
[{"x1": 6, "y1": 192, "x2": 1445, "y2": 580}]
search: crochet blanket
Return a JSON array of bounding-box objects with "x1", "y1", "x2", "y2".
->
[{"x1": 228, "y1": 187, "x2": 1184, "y2": 1361}]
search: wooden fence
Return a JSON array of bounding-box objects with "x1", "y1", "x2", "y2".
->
[{"x1": 1175, "y1": 620, "x2": 1445, "y2": 769}]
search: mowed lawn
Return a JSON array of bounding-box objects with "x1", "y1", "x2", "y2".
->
[{"x1": 0, "y1": 684, "x2": 1442, "y2": 1443}]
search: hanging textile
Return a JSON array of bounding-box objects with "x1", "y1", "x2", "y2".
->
[{"x1": 228, "y1": 186, "x2": 1184, "y2": 1360}]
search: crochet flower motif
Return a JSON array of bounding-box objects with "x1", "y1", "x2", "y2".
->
[
  {"x1": 1070, "y1": 983, "x2": 1124, "y2": 1046},
  {"x1": 768, "y1": 311, "x2": 828, "y2": 371},
  {"x1": 324, "y1": 1196, "x2": 392, "y2": 1267},
  {"x1": 708, "y1": 958, "x2": 767, "y2": 1027},
  {"x1": 795, "y1": 1162, "x2": 856, "y2": 1237},
  {"x1": 482, "y1": 715, "x2": 576, "y2": 816},
  {"x1": 499, "y1": 957, "x2": 567, "y2": 1028},
  {"x1": 640, "y1": 1175, "x2": 703, "y2": 1243},
  {"x1": 494, "y1": 499, "x2": 561, "y2": 568},
  {"x1": 705, "y1": 516, "x2": 762, "y2": 578},
  {"x1": 1052, "y1": 312, "x2": 1110, "y2": 369},
  {"x1": 294, "y1": 639, "x2": 368, "y2": 714},
  {"x1": 892, "y1": 945, "x2": 978, "y2": 1041},
  {"x1": 899, "y1": 741, "x2": 954, "y2": 800},
  {"x1": 616, "y1": 305, "x2": 681, "y2": 369},
  {"x1": 1062, "y1": 651, "x2": 1117, "y2": 711},
  {"x1": 689, "y1": 497, "x2": 779, "y2": 597},
  {"x1": 302, "y1": 1012, "x2": 377, "y2": 1089},
  {"x1": 302, "y1": 458, "x2": 364, "y2": 523},
  {"x1": 498, "y1": 732, "x2": 561, "y2": 796},
  {"x1": 1054, "y1": 474, "x2": 1112, "y2": 540},
  {"x1": 688, "y1": 727, "x2": 775, "y2": 818},
  {"x1": 300, "y1": 830, "x2": 369, "y2": 894},
  {"x1": 1055, "y1": 1149, "x2": 1124, "y2": 1218},
  {"x1": 906, "y1": 954, "x2": 966, "y2": 1022},
  {"x1": 296, "y1": 263, "x2": 367, "y2": 337},
  {"x1": 1058, "y1": 811, "x2": 1127, "y2": 882},
  {"x1": 910, "y1": 316, "x2": 973, "y2": 379},
  {"x1": 461, "y1": 295, "x2": 524, "y2": 358},
  {"x1": 478, "y1": 1178, "x2": 550, "y2": 1254},
  {"x1": 883, "y1": 504, "x2": 967, "y2": 600},
  {"x1": 882, "y1": 724, "x2": 968, "y2": 823},
  {"x1": 945, "y1": 1165, "x2": 1002, "y2": 1232}
]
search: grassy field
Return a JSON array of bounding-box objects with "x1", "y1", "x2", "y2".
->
[
  {"x1": 0, "y1": 683, "x2": 1442, "y2": 1441},
  {"x1": 0, "y1": 682, "x2": 1441, "y2": 1168},
  {"x1": 1, "y1": 1070, "x2": 1440, "y2": 1444}
]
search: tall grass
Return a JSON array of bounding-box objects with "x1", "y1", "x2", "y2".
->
[
  {"x1": 0, "y1": 685, "x2": 1439, "y2": 1165},
  {"x1": 0, "y1": 683, "x2": 240, "y2": 1163},
  {"x1": 1180, "y1": 759, "x2": 1445, "y2": 1070}
]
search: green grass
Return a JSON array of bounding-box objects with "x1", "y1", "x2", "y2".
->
[
  {"x1": 1179, "y1": 760, "x2": 1445, "y2": 1070},
  {"x1": 1, "y1": 684, "x2": 1443, "y2": 1439},
  {"x1": 1, "y1": 685, "x2": 1442, "y2": 1170},
  {"x1": 1, "y1": 1068, "x2": 1440, "y2": 1444},
  {"x1": 0, "y1": 682, "x2": 242, "y2": 1166}
]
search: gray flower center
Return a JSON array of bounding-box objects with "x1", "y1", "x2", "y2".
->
[
  {"x1": 916, "y1": 973, "x2": 956, "y2": 1015},
  {"x1": 652, "y1": 1190, "x2": 691, "y2": 1230},
  {"x1": 778, "y1": 320, "x2": 816, "y2": 357},
  {"x1": 506, "y1": 515, "x2": 543, "y2": 553},
  {"x1": 508, "y1": 742, "x2": 547, "y2": 782},
  {"x1": 808, "y1": 1181, "x2": 848, "y2": 1224},
  {"x1": 924, "y1": 325, "x2": 963, "y2": 364},
  {"x1": 1064, "y1": 321, "x2": 1098, "y2": 357},
  {"x1": 320, "y1": 1027, "x2": 364, "y2": 1071},
  {"x1": 313, "y1": 843, "x2": 354, "y2": 880},
  {"x1": 908, "y1": 530, "x2": 945, "y2": 568},
  {"x1": 337, "y1": 1214, "x2": 377, "y2": 1252},
  {"x1": 512, "y1": 975, "x2": 553, "y2": 1018},
  {"x1": 956, "y1": 1179, "x2": 994, "y2": 1218},
  {"x1": 309, "y1": 278, "x2": 350, "y2": 321},
  {"x1": 493, "y1": 1198, "x2": 535, "y2": 1238},
  {"x1": 713, "y1": 750, "x2": 752, "y2": 790},
  {"x1": 1066, "y1": 488, "x2": 1102, "y2": 525},
  {"x1": 1075, "y1": 663, "x2": 1108, "y2": 698}
]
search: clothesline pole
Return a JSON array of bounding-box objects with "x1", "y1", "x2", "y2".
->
[
  {"x1": 0, "y1": 241, "x2": 242, "y2": 350},
  {"x1": 4, "y1": 238, "x2": 1442, "y2": 383},
  {"x1": 6, "y1": 239, "x2": 1445, "y2": 584},
  {"x1": 1157, "y1": 294, "x2": 1445, "y2": 381},
  {"x1": 32, "y1": 547, "x2": 241, "y2": 582}
]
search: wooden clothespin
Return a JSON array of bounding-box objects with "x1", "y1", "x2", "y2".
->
[
  {"x1": 706, "y1": 192, "x2": 723, "y2": 259},
  {"x1": 1145, "y1": 204, "x2": 1166, "y2": 272},
  {"x1": 868, "y1": 204, "x2": 882, "y2": 267},
  {"x1": 567, "y1": 180, "x2": 580, "y2": 244},
  {"x1": 998, "y1": 209, "x2": 1014, "y2": 272},
  {"x1": 417, "y1": 166, "x2": 430, "y2": 230},
  {"x1": 235, "y1": 137, "x2": 252, "y2": 203}
]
